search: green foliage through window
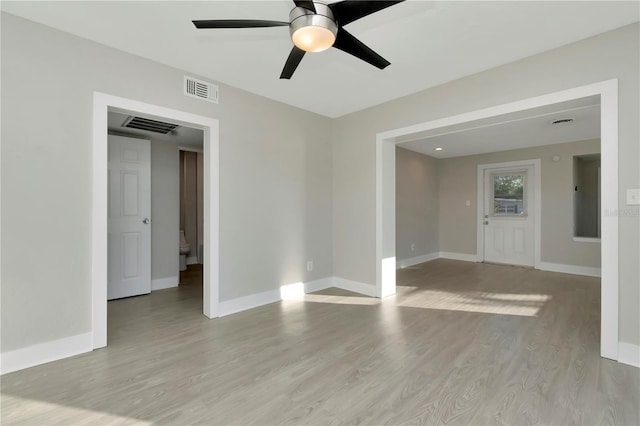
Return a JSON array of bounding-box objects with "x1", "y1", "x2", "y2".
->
[
  {"x1": 493, "y1": 174, "x2": 525, "y2": 214},
  {"x1": 494, "y1": 175, "x2": 523, "y2": 200}
]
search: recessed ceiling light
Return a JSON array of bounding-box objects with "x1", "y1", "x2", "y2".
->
[
  {"x1": 435, "y1": 147, "x2": 444, "y2": 151},
  {"x1": 551, "y1": 118, "x2": 574, "y2": 125}
]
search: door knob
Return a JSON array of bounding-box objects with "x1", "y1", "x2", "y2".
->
[{"x1": 142, "y1": 218, "x2": 151, "y2": 224}]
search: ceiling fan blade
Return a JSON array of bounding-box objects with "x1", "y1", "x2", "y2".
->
[
  {"x1": 332, "y1": 28, "x2": 390, "y2": 70},
  {"x1": 293, "y1": 1, "x2": 316, "y2": 13},
  {"x1": 280, "y1": 46, "x2": 306, "y2": 79},
  {"x1": 329, "y1": 1, "x2": 405, "y2": 26},
  {"x1": 193, "y1": 20, "x2": 289, "y2": 29}
]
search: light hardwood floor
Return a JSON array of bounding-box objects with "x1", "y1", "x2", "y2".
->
[{"x1": 2, "y1": 260, "x2": 639, "y2": 425}]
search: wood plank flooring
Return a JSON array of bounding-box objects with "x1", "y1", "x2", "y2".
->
[{"x1": 2, "y1": 260, "x2": 639, "y2": 425}]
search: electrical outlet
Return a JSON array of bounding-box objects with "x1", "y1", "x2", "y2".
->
[
  {"x1": 306, "y1": 261, "x2": 313, "y2": 272},
  {"x1": 627, "y1": 188, "x2": 640, "y2": 206},
  {"x1": 411, "y1": 243, "x2": 415, "y2": 252}
]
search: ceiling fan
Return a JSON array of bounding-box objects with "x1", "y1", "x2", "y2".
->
[{"x1": 193, "y1": 1, "x2": 405, "y2": 79}]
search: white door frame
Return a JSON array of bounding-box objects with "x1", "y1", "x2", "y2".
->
[
  {"x1": 92, "y1": 92, "x2": 220, "y2": 349},
  {"x1": 376, "y1": 79, "x2": 618, "y2": 360},
  {"x1": 476, "y1": 159, "x2": 541, "y2": 267}
]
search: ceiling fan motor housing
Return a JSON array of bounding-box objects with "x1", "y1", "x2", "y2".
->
[{"x1": 289, "y1": 3, "x2": 338, "y2": 52}]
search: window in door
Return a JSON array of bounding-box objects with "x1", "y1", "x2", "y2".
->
[{"x1": 491, "y1": 172, "x2": 526, "y2": 216}]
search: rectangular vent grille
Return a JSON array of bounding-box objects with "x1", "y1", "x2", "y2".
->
[
  {"x1": 184, "y1": 76, "x2": 219, "y2": 104},
  {"x1": 123, "y1": 116, "x2": 179, "y2": 134}
]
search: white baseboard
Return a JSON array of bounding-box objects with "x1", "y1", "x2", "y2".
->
[
  {"x1": 438, "y1": 252, "x2": 479, "y2": 262},
  {"x1": 537, "y1": 261, "x2": 601, "y2": 277},
  {"x1": 218, "y1": 288, "x2": 281, "y2": 317},
  {"x1": 186, "y1": 256, "x2": 199, "y2": 265},
  {"x1": 151, "y1": 276, "x2": 179, "y2": 291},
  {"x1": 396, "y1": 252, "x2": 600, "y2": 279},
  {"x1": 397, "y1": 252, "x2": 439, "y2": 269},
  {"x1": 304, "y1": 277, "x2": 334, "y2": 293},
  {"x1": 333, "y1": 277, "x2": 378, "y2": 297},
  {"x1": 219, "y1": 276, "x2": 338, "y2": 316},
  {"x1": 618, "y1": 342, "x2": 640, "y2": 368},
  {"x1": 1, "y1": 332, "x2": 93, "y2": 375},
  {"x1": 396, "y1": 252, "x2": 478, "y2": 269}
]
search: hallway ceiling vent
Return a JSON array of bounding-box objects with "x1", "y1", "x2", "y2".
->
[
  {"x1": 184, "y1": 76, "x2": 219, "y2": 104},
  {"x1": 122, "y1": 116, "x2": 179, "y2": 134},
  {"x1": 551, "y1": 118, "x2": 574, "y2": 125}
]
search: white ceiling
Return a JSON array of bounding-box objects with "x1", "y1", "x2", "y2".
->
[
  {"x1": 397, "y1": 96, "x2": 601, "y2": 158},
  {"x1": 108, "y1": 111, "x2": 204, "y2": 148},
  {"x1": 2, "y1": 1, "x2": 638, "y2": 118}
]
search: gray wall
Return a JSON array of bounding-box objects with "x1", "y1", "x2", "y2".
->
[
  {"x1": 150, "y1": 139, "x2": 180, "y2": 281},
  {"x1": 395, "y1": 147, "x2": 439, "y2": 261},
  {"x1": 333, "y1": 23, "x2": 639, "y2": 345},
  {"x1": 1, "y1": 13, "x2": 333, "y2": 352},
  {"x1": 437, "y1": 139, "x2": 601, "y2": 267}
]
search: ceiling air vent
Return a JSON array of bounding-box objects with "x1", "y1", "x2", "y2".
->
[
  {"x1": 184, "y1": 76, "x2": 219, "y2": 104},
  {"x1": 552, "y1": 118, "x2": 574, "y2": 125},
  {"x1": 122, "y1": 116, "x2": 179, "y2": 134}
]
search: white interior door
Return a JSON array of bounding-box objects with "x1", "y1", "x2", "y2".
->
[
  {"x1": 483, "y1": 165, "x2": 534, "y2": 267},
  {"x1": 108, "y1": 135, "x2": 151, "y2": 300}
]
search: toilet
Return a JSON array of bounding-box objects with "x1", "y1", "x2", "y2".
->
[{"x1": 179, "y1": 230, "x2": 190, "y2": 271}]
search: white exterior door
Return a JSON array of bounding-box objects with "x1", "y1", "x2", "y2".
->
[
  {"x1": 483, "y1": 165, "x2": 535, "y2": 267},
  {"x1": 108, "y1": 135, "x2": 151, "y2": 300}
]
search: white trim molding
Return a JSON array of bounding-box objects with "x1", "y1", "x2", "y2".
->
[
  {"x1": 93, "y1": 92, "x2": 220, "y2": 349},
  {"x1": 538, "y1": 262, "x2": 601, "y2": 278},
  {"x1": 396, "y1": 252, "x2": 479, "y2": 269},
  {"x1": 304, "y1": 277, "x2": 334, "y2": 293},
  {"x1": 618, "y1": 342, "x2": 640, "y2": 368},
  {"x1": 396, "y1": 253, "x2": 439, "y2": 269},
  {"x1": 438, "y1": 252, "x2": 479, "y2": 263},
  {"x1": 376, "y1": 79, "x2": 619, "y2": 361},
  {"x1": 218, "y1": 289, "x2": 281, "y2": 317},
  {"x1": 572, "y1": 237, "x2": 601, "y2": 243},
  {"x1": 151, "y1": 276, "x2": 179, "y2": 291},
  {"x1": 1, "y1": 333, "x2": 93, "y2": 375},
  {"x1": 333, "y1": 277, "x2": 378, "y2": 297},
  {"x1": 220, "y1": 277, "x2": 337, "y2": 316}
]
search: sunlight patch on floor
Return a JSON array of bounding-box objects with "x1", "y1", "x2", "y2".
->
[
  {"x1": 396, "y1": 289, "x2": 552, "y2": 317},
  {"x1": 281, "y1": 282, "x2": 381, "y2": 305},
  {"x1": 0, "y1": 394, "x2": 151, "y2": 425},
  {"x1": 282, "y1": 283, "x2": 550, "y2": 316}
]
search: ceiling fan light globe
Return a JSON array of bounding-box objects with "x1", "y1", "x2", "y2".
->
[
  {"x1": 289, "y1": 5, "x2": 338, "y2": 53},
  {"x1": 292, "y1": 26, "x2": 336, "y2": 52}
]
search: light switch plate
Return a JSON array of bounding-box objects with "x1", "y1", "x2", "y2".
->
[{"x1": 627, "y1": 188, "x2": 640, "y2": 205}]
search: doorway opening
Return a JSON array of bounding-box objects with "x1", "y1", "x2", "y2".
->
[
  {"x1": 179, "y1": 148, "x2": 204, "y2": 271},
  {"x1": 377, "y1": 80, "x2": 618, "y2": 360},
  {"x1": 92, "y1": 92, "x2": 219, "y2": 349},
  {"x1": 178, "y1": 146, "x2": 205, "y2": 298},
  {"x1": 105, "y1": 112, "x2": 205, "y2": 303}
]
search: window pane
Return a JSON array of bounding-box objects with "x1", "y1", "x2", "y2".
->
[{"x1": 493, "y1": 174, "x2": 524, "y2": 214}]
